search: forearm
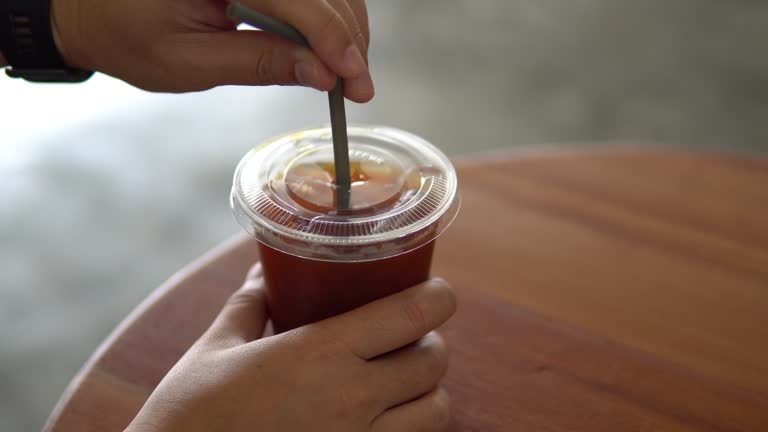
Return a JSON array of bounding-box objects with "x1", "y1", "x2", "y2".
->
[{"x1": 0, "y1": 50, "x2": 6, "y2": 68}]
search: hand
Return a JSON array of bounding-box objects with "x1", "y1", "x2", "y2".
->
[
  {"x1": 126, "y1": 264, "x2": 457, "y2": 432},
  {"x1": 51, "y1": 0, "x2": 374, "y2": 100}
]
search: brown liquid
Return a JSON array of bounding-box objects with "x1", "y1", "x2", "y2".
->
[
  {"x1": 284, "y1": 160, "x2": 422, "y2": 214},
  {"x1": 261, "y1": 160, "x2": 434, "y2": 332},
  {"x1": 259, "y1": 240, "x2": 436, "y2": 333}
]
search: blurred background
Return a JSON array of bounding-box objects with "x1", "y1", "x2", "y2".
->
[{"x1": 2, "y1": 0, "x2": 768, "y2": 430}]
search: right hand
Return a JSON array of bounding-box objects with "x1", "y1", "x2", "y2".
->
[
  {"x1": 126, "y1": 264, "x2": 457, "y2": 432},
  {"x1": 52, "y1": 0, "x2": 374, "y2": 100}
]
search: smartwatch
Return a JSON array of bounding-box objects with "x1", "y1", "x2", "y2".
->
[{"x1": 0, "y1": 0, "x2": 93, "y2": 82}]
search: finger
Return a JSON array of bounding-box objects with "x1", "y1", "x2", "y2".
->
[
  {"x1": 238, "y1": 0, "x2": 368, "y2": 79},
  {"x1": 369, "y1": 332, "x2": 450, "y2": 411},
  {"x1": 204, "y1": 263, "x2": 269, "y2": 347},
  {"x1": 346, "y1": 0, "x2": 370, "y2": 49},
  {"x1": 246, "y1": 261, "x2": 263, "y2": 279},
  {"x1": 343, "y1": 71, "x2": 375, "y2": 103},
  {"x1": 325, "y1": 0, "x2": 375, "y2": 101},
  {"x1": 371, "y1": 388, "x2": 453, "y2": 432},
  {"x1": 166, "y1": 31, "x2": 336, "y2": 92},
  {"x1": 327, "y1": 0, "x2": 367, "y2": 56},
  {"x1": 319, "y1": 278, "x2": 457, "y2": 360}
]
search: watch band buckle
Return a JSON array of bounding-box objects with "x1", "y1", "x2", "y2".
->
[{"x1": 6, "y1": 67, "x2": 94, "y2": 83}]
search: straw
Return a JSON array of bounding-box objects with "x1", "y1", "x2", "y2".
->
[{"x1": 227, "y1": 2, "x2": 352, "y2": 209}]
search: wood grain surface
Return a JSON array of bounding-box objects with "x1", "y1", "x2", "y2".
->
[{"x1": 45, "y1": 150, "x2": 768, "y2": 431}]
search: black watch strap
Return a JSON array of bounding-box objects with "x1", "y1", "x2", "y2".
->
[{"x1": 0, "y1": 0, "x2": 93, "y2": 82}]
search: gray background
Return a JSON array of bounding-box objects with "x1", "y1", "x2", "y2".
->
[{"x1": 2, "y1": 1, "x2": 768, "y2": 430}]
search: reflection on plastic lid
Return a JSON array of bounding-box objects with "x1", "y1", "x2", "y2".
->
[{"x1": 231, "y1": 125, "x2": 460, "y2": 262}]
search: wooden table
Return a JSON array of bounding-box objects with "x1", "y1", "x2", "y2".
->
[{"x1": 45, "y1": 150, "x2": 768, "y2": 431}]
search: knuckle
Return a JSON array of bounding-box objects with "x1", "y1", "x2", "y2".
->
[
  {"x1": 225, "y1": 289, "x2": 261, "y2": 308},
  {"x1": 335, "y1": 384, "x2": 371, "y2": 419},
  {"x1": 252, "y1": 49, "x2": 275, "y2": 84},
  {"x1": 353, "y1": 29, "x2": 368, "y2": 52},
  {"x1": 318, "y1": 9, "x2": 348, "y2": 44},
  {"x1": 308, "y1": 339, "x2": 346, "y2": 362},
  {"x1": 401, "y1": 297, "x2": 428, "y2": 333},
  {"x1": 367, "y1": 313, "x2": 390, "y2": 332},
  {"x1": 296, "y1": 326, "x2": 354, "y2": 361}
]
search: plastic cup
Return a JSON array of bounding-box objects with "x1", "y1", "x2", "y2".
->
[{"x1": 231, "y1": 126, "x2": 460, "y2": 332}]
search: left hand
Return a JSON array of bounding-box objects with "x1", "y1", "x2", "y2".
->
[{"x1": 126, "y1": 263, "x2": 456, "y2": 432}]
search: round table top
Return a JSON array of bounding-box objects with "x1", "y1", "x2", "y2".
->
[{"x1": 45, "y1": 149, "x2": 768, "y2": 431}]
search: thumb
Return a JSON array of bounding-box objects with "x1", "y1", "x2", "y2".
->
[
  {"x1": 204, "y1": 263, "x2": 269, "y2": 348},
  {"x1": 172, "y1": 30, "x2": 336, "y2": 92}
]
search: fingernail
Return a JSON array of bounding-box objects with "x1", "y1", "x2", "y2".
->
[
  {"x1": 362, "y1": 70, "x2": 375, "y2": 99},
  {"x1": 426, "y1": 277, "x2": 450, "y2": 290},
  {"x1": 246, "y1": 262, "x2": 263, "y2": 280},
  {"x1": 342, "y1": 45, "x2": 366, "y2": 77},
  {"x1": 295, "y1": 62, "x2": 324, "y2": 91},
  {"x1": 344, "y1": 72, "x2": 375, "y2": 103}
]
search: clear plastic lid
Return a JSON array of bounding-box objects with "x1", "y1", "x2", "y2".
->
[{"x1": 231, "y1": 125, "x2": 460, "y2": 262}]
